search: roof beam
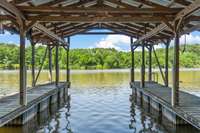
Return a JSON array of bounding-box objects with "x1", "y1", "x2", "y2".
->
[
  {"x1": 13, "y1": 0, "x2": 31, "y2": 5},
  {"x1": 74, "y1": 32, "x2": 121, "y2": 35},
  {"x1": 0, "y1": 0, "x2": 25, "y2": 20},
  {"x1": 105, "y1": 0, "x2": 138, "y2": 8},
  {"x1": 34, "y1": 23, "x2": 66, "y2": 44},
  {"x1": 175, "y1": 1, "x2": 200, "y2": 21},
  {"x1": 136, "y1": 23, "x2": 168, "y2": 43},
  {"x1": 37, "y1": 0, "x2": 66, "y2": 6},
  {"x1": 33, "y1": 23, "x2": 96, "y2": 39},
  {"x1": 134, "y1": 0, "x2": 170, "y2": 9},
  {"x1": 0, "y1": 0, "x2": 67, "y2": 45},
  {"x1": 135, "y1": 0, "x2": 200, "y2": 43},
  {"x1": 174, "y1": 0, "x2": 191, "y2": 6},
  {"x1": 17, "y1": 6, "x2": 181, "y2": 14},
  {"x1": 33, "y1": 23, "x2": 91, "y2": 37},
  {"x1": 27, "y1": 16, "x2": 174, "y2": 23}
]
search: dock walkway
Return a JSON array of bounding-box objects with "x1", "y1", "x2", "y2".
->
[
  {"x1": 0, "y1": 82, "x2": 66, "y2": 127},
  {"x1": 131, "y1": 81, "x2": 200, "y2": 130}
]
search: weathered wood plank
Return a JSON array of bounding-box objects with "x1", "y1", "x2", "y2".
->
[
  {"x1": 131, "y1": 81, "x2": 200, "y2": 130},
  {"x1": 0, "y1": 82, "x2": 66, "y2": 127}
]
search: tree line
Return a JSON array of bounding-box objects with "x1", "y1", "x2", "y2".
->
[{"x1": 0, "y1": 43, "x2": 200, "y2": 70}]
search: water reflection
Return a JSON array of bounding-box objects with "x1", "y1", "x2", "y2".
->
[
  {"x1": 129, "y1": 95, "x2": 137, "y2": 132},
  {"x1": 0, "y1": 70, "x2": 200, "y2": 133},
  {"x1": 0, "y1": 69, "x2": 200, "y2": 97},
  {"x1": 129, "y1": 91, "x2": 200, "y2": 133},
  {"x1": 37, "y1": 95, "x2": 72, "y2": 133},
  {"x1": 129, "y1": 93, "x2": 168, "y2": 133}
]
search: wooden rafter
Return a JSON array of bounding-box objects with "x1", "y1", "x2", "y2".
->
[
  {"x1": 134, "y1": 0, "x2": 170, "y2": 9},
  {"x1": 0, "y1": 0, "x2": 25, "y2": 20},
  {"x1": 105, "y1": 0, "x2": 138, "y2": 9},
  {"x1": 33, "y1": 23, "x2": 91, "y2": 37},
  {"x1": 34, "y1": 23, "x2": 66, "y2": 44},
  {"x1": 135, "y1": 0, "x2": 200, "y2": 43},
  {"x1": 26, "y1": 16, "x2": 174, "y2": 23},
  {"x1": 174, "y1": 0, "x2": 191, "y2": 6},
  {"x1": 0, "y1": 0, "x2": 199, "y2": 44},
  {"x1": 0, "y1": 0, "x2": 67, "y2": 45},
  {"x1": 17, "y1": 6, "x2": 181, "y2": 14}
]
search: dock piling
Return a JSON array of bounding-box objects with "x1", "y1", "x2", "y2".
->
[
  {"x1": 140, "y1": 42, "x2": 145, "y2": 88},
  {"x1": 172, "y1": 24, "x2": 180, "y2": 106},
  {"x1": 165, "y1": 40, "x2": 170, "y2": 87},
  {"x1": 31, "y1": 40, "x2": 35, "y2": 87},
  {"x1": 130, "y1": 37, "x2": 135, "y2": 83},
  {"x1": 148, "y1": 45, "x2": 152, "y2": 82},
  {"x1": 66, "y1": 37, "x2": 70, "y2": 83},
  {"x1": 48, "y1": 45, "x2": 53, "y2": 82},
  {"x1": 55, "y1": 44, "x2": 59, "y2": 86},
  {"x1": 19, "y1": 21, "x2": 27, "y2": 105}
]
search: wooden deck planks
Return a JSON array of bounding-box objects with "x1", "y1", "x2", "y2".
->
[
  {"x1": 0, "y1": 82, "x2": 65, "y2": 126},
  {"x1": 132, "y1": 81, "x2": 200, "y2": 130}
]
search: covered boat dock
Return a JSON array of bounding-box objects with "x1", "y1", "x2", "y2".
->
[{"x1": 0, "y1": 0, "x2": 200, "y2": 129}]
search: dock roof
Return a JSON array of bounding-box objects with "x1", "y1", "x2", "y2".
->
[{"x1": 0, "y1": 0, "x2": 199, "y2": 45}]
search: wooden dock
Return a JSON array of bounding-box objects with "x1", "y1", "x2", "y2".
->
[
  {"x1": 0, "y1": 82, "x2": 69, "y2": 127},
  {"x1": 130, "y1": 81, "x2": 200, "y2": 130}
]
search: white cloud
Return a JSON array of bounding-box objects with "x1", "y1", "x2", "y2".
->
[
  {"x1": 180, "y1": 34, "x2": 200, "y2": 45},
  {"x1": 94, "y1": 35, "x2": 135, "y2": 51},
  {"x1": 90, "y1": 33, "x2": 200, "y2": 51},
  {"x1": 169, "y1": 33, "x2": 200, "y2": 46}
]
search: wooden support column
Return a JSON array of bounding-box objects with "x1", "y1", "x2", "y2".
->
[
  {"x1": 165, "y1": 41, "x2": 170, "y2": 87},
  {"x1": 55, "y1": 44, "x2": 59, "y2": 86},
  {"x1": 66, "y1": 37, "x2": 70, "y2": 83},
  {"x1": 31, "y1": 42, "x2": 35, "y2": 87},
  {"x1": 140, "y1": 42, "x2": 145, "y2": 88},
  {"x1": 148, "y1": 45, "x2": 152, "y2": 82},
  {"x1": 141, "y1": 24, "x2": 147, "y2": 88},
  {"x1": 130, "y1": 37, "x2": 135, "y2": 83},
  {"x1": 48, "y1": 45, "x2": 52, "y2": 82},
  {"x1": 19, "y1": 22, "x2": 27, "y2": 105},
  {"x1": 172, "y1": 32, "x2": 180, "y2": 106}
]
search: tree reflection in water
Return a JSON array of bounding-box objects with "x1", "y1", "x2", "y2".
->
[
  {"x1": 39, "y1": 94, "x2": 73, "y2": 133},
  {"x1": 64, "y1": 95, "x2": 73, "y2": 133},
  {"x1": 129, "y1": 94, "x2": 136, "y2": 133},
  {"x1": 129, "y1": 93, "x2": 167, "y2": 133}
]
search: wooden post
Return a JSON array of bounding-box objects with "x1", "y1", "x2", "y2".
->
[
  {"x1": 140, "y1": 42, "x2": 145, "y2": 88},
  {"x1": 148, "y1": 45, "x2": 152, "y2": 82},
  {"x1": 172, "y1": 29, "x2": 180, "y2": 106},
  {"x1": 130, "y1": 37, "x2": 135, "y2": 83},
  {"x1": 48, "y1": 45, "x2": 52, "y2": 82},
  {"x1": 31, "y1": 43, "x2": 35, "y2": 87},
  {"x1": 165, "y1": 41, "x2": 169, "y2": 87},
  {"x1": 55, "y1": 44, "x2": 59, "y2": 86},
  {"x1": 66, "y1": 37, "x2": 70, "y2": 83},
  {"x1": 141, "y1": 24, "x2": 147, "y2": 88},
  {"x1": 19, "y1": 22, "x2": 27, "y2": 105}
]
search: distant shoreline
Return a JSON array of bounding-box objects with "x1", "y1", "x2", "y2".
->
[{"x1": 0, "y1": 68, "x2": 200, "y2": 73}]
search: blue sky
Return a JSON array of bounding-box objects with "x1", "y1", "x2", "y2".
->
[{"x1": 0, "y1": 30, "x2": 200, "y2": 51}]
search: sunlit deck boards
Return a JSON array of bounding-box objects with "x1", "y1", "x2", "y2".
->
[
  {"x1": 131, "y1": 81, "x2": 200, "y2": 130},
  {"x1": 0, "y1": 82, "x2": 66, "y2": 127}
]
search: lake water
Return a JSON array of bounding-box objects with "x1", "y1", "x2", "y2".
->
[{"x1": 0, "y1": 69, "x2": 200, "y2": 133}]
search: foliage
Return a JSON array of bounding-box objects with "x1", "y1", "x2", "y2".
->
[{"x1": 0, "y1": 43, "x2": 200, "y2": 69}]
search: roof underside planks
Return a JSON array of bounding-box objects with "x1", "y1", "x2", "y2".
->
[{"x1": 0, "y1": 0, "x2": 199, "y2": 45}]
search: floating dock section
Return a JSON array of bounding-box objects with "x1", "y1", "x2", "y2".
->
[
  {"x1": 130, "y1": 81, "x2": 200, "y2": 130},
  {"x1": 0, "y1": 82, "x2": 70, "y2": 127}
]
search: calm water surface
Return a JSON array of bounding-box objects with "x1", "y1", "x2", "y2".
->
[{"x1": 0, "y1": 69, "x2": 200, "y2": 133}]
